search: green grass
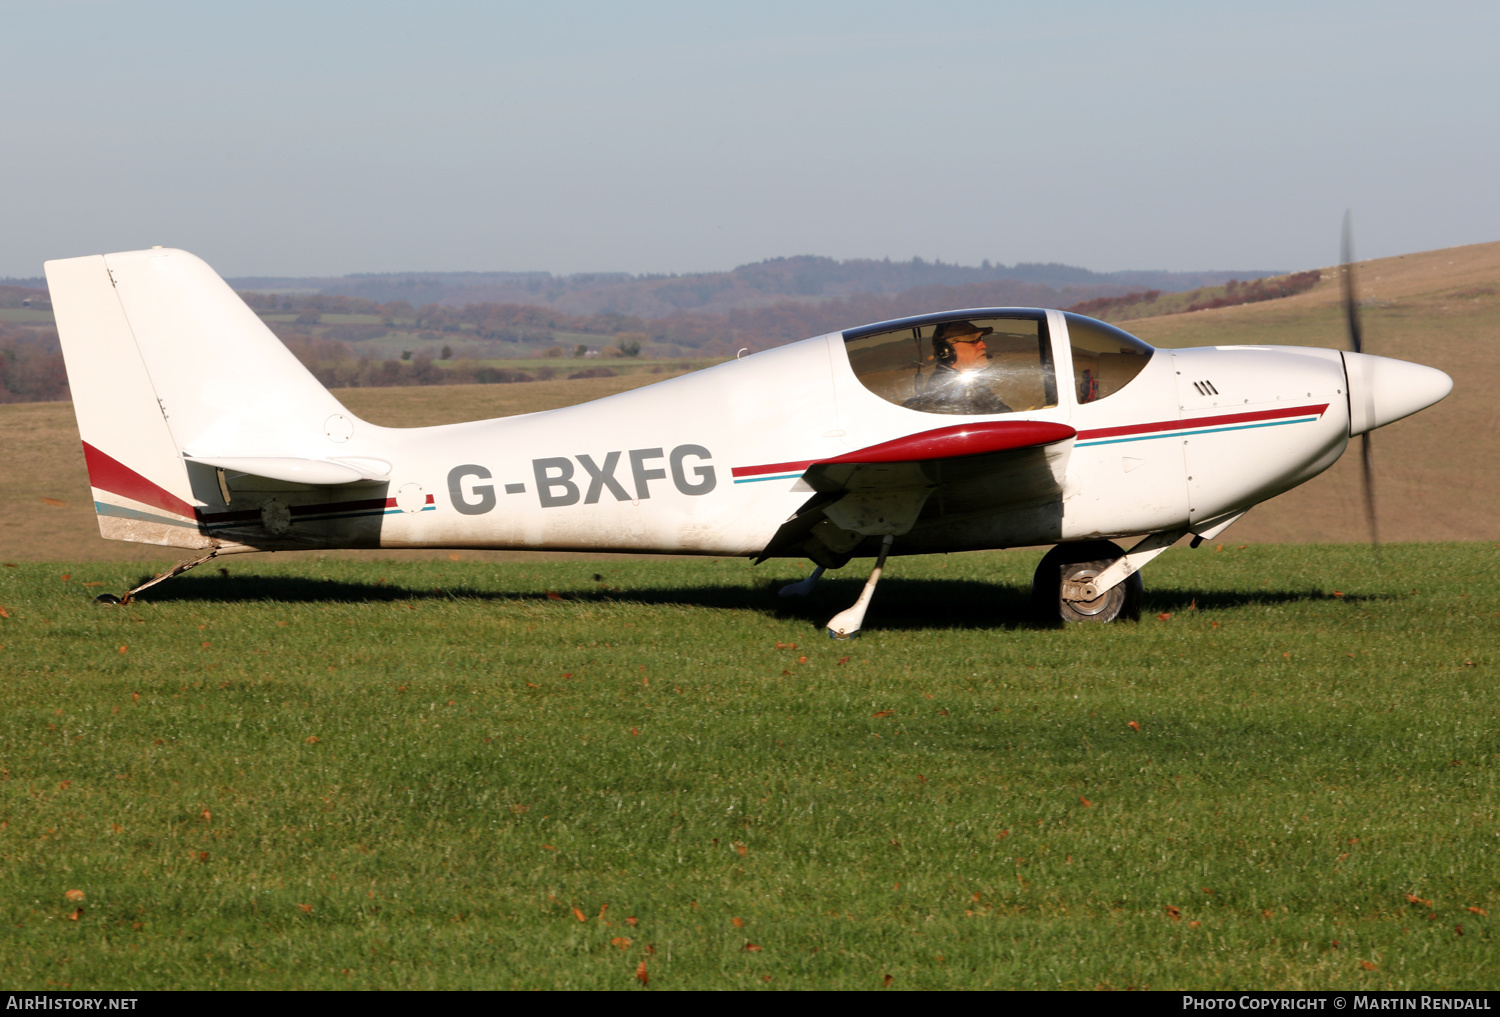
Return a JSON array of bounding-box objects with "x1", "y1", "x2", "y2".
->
[{"x1": 1, "y1": 545, "x2": 1496, "y2": 989}]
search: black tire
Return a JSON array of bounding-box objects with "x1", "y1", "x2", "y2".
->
[{"x1": 1030, "y1": 541, "x2": 1142, "y2": 624}]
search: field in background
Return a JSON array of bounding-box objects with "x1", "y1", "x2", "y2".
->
[{"x1": 0, "y1": 546, "x2": 1495, "y2": 989}]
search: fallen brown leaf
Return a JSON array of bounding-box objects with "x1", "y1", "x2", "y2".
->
[
  {"x1": 1128, "y1": 720, "x2": 1141, "y2": 731},
  {"x1": 610, "y1": 936, "x2": 632, "y2": 950},
  {"x1": 732, "y1": 917, "x2": 745, "y2": 928},
  {"x1": 1468, "y1": 906, "x2": 1488, "y2": 916},
  {"x1": 64, "y1": 890, "x2": 84, "y2": 903},
  {"x1": 742, "y1": 942, "x2": 762, "y2": 953},
  {"x1": 573, "y1": 908, "x2": 587, "y2": 922},
  {"x1": 1360, "y1": 961, "x2": 1377, "y2": 971},
  {"x1": 636, "y1": 960, "x2": 648, "y2": 985},
  {"x1": 67, "y1": 908, "x2": 83, "y2": 921},
  {"x1": 1164, "y1": 905, "x2": 1182, "y2": 921}
]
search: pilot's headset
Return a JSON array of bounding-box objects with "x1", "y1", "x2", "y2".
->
[{"x1": 931, "y1": 320, "x2": 992, "y2": 367}]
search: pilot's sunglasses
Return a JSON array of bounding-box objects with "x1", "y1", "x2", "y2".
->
[{"x1": 949, "y1": 336, "x2": 986, "y2": 344}]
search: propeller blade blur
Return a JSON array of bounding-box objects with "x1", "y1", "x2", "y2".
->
[
  {"x1": 1342, "y1": 211, "x2": 1364, "y2": 356},
  {"x1": 1343, "y1": 212, "x2": 1377, "y2": 555}
]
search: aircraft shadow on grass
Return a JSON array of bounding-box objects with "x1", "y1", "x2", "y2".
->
[{"x1": 130, "y1": 572, "x2": 1381, "y2": 633}]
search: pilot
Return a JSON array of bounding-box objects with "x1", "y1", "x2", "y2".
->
[{"x1": 904, "y1": 320, "x2": 1013, "y2": 414}]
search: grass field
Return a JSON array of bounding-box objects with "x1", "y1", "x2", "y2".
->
[{"x1": 1, "y1": 544, "x2": 1496, "y2": 989}]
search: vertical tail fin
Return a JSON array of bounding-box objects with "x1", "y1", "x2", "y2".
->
[{"x1": 46, "y1": 248, "x2": 356, "y2": 548}]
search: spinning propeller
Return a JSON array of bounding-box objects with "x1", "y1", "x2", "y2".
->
[{"x1": 1341, "y1": 212, "x2": 1380, "y2": 556}]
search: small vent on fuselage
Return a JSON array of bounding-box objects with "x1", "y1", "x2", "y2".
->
[{"x1": 1192, "y1": 380, "x2": 1220, "y2": 397}]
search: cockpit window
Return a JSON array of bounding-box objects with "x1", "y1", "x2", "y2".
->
[
  {"x1": 1064, "y1": 312, "x2": 1155, "y2": 404},
  {"x1": 844, "y1": 313, "x2": 1057, "y2": 415}
]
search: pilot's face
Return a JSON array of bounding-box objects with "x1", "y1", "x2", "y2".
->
[{"x1": 950, "y1": 333, "x2": 986, "y2": 369}]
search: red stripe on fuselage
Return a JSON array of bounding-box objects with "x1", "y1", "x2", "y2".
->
[
  {"x1": 731, "y1": 459, "x2": 818, "y2": 479},
  {"x1": 82, "y1": 442, "x2": 197, "y2": 519},
  {"x1": 1075, "y1": 403, "x2": 1328, "y2": 441}
]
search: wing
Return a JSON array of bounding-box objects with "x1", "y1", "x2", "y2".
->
[{"x1": 755, "y1": 420, "x2": 1075, "y2": 564}]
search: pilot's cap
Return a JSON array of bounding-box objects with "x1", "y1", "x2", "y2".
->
[{"x1": 932, "y1": 320, "x2": 994, "y2": 341}]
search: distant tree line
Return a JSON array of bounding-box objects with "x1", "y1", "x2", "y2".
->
[
  {"x1": 277, "y1": 336, "x2": 628, "y2": 389},
  {"x1": 1182, "y1": 271, "x2": 1321, "y2": 312},
  {"x1": 1062, "y1": 271, "x2": 1323, "y2": 322},
  {"x1": 1064, "y1": 290, "x2": 1163, "y2": 318}
]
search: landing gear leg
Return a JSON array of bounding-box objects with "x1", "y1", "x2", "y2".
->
[
  {"x1": 778, "y1": 565, "x2": 827, "y2": 598},
  {"x1": 95, "y1": 548, "x2": 220, "y2": 606},
  {"x1": 825, "y1": 535, "x2": 893, "y2": 640}
]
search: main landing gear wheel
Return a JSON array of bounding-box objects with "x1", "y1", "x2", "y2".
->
[{"x1": 1031, "y1": 540, "x2": 1142, "y2": 624}]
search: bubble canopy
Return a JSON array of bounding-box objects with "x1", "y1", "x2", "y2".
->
[{"x1": 841, "y1": 309, "x2": 1154, "y2": 415}]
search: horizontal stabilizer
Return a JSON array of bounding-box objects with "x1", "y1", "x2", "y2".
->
[{"x1": 184, "y1": 456, "x2": 392, "y2": 485}]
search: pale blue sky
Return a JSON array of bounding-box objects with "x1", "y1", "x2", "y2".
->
[{"x1": 2, "y1": 0, "x2": 1496, "y2": 278}]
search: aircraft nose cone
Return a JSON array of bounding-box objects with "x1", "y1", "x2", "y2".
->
[{"x1": 1343, "y1": 351, "x2": 1452, "y2": 437}]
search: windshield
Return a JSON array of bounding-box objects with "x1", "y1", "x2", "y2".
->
[{"x1": 1063, "y1": 313, "x2": 1154, "y2": 404}]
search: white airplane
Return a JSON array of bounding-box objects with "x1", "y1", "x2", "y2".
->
[{"x1": 46, "y1": 246, "x2": 1451, "y2": 636}]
